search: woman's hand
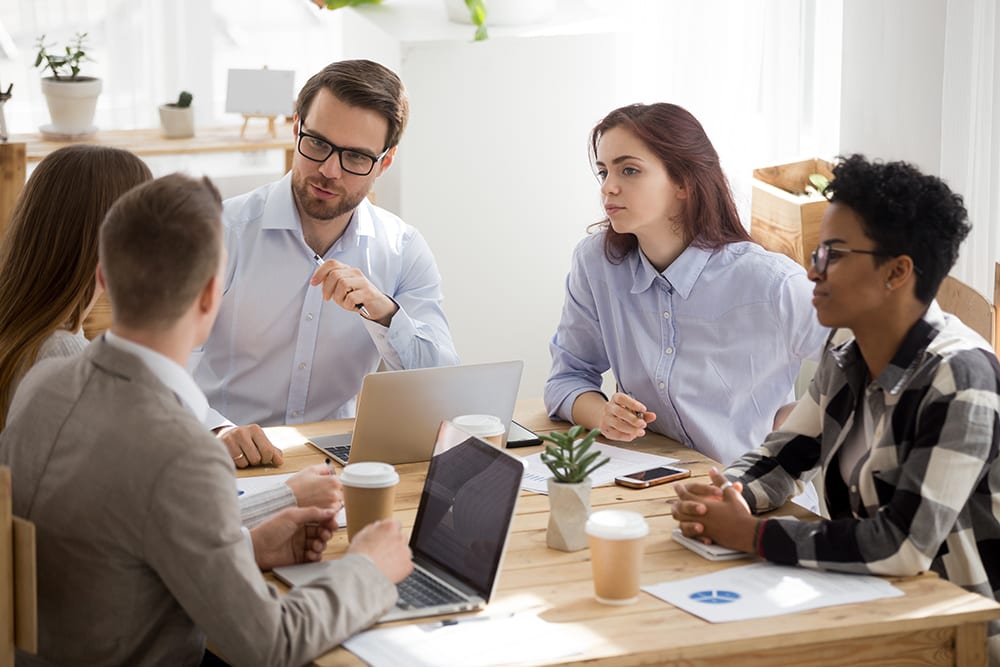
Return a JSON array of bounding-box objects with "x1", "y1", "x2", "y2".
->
[{"x1": 598, "y1": 392, "x2": 657, "y2": 442}]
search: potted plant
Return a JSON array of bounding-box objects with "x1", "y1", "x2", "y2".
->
[
  {"x1": 34, "y1": 33, "x2": 101, "y2": 138},
  {"x1": 540, "y1": 425, "x2": 609, "y2": 552},
  {"x1": 159, "y1": 91, "x2": 194, "y2": 139},
  {"x1": 313, "y1": 0, "x2": 494, "y2": 41}
]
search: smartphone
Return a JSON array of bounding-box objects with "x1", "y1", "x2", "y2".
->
[
  {"x1": 506, "y1": 420, "x2": 543, "y2": 448},
  {"x1": 614, "y1": 465, "x2": 690, "y2": 489}
]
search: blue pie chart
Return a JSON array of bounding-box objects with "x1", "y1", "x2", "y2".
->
[{"x1": 689, "y1": 590, "x2": 740, "y2": 604}]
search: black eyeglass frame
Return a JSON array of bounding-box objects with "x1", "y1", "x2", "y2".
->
[
  {"x1": 296, "y1": 126, "x2": 390, "y2": 176},
  {"x1": 810, "y1": 241, "x2": 892, "y2": 275}
]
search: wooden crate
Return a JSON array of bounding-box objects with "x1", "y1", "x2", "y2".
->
[{"x1": 750, "y1": 158, "x2": 834, "y2": 268}]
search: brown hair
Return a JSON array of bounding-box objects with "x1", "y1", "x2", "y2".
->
[
  {"x1": 589, "y1": 103, "x2": 751, "y2": 263},
  {"x1": 296, "y1": 59, "x2": 409, "y2": 151},
  {"x1": 100, "y1": 174, "x2": 223, "y2": 329},
  {"x1": 0, "y1": 145, "x2": 151, "y2": 424}
]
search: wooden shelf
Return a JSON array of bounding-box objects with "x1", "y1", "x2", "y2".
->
[{"x1": 0, "y1": 123, "x2": 296, "y2": 238}]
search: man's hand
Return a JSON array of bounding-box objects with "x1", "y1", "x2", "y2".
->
[
  {"x1": 347, "y1": 519, "x2": 413, "y2": 583},
  {"x1": 599, "y1": 392, "x2": 657, "y2": 442},
  {"x1": 310, "y1": 259, "x2": 398, "y2": 326},
  {"x1": 671, "y1": 468, "x2": 757, "y2": 553},
  {"x1": 215, "y1": 424, "x2": 283, "y2": 469},
  {"x1": 287, "y1": 463, "x2": 343, "y2": 511},
  {"x1": 250, "y1": 506, "x2": 338, "y2": 571}
]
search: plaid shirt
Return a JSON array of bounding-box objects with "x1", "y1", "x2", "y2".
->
[{"x1": 725, "y1": 303, "x2": 1000, "y2": 660}]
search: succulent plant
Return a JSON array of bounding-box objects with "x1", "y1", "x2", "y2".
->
[
  {"x1": 175, "y1": 91, "x2": 193, "y2": 108},
  {"x1": 540, "y1": 425, "x2": 609, "y2": 484}
]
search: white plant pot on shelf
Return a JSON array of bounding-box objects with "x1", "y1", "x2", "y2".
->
[
  {"x1": 444, "y1": 0, "x2": 556, "y2": 26},
  {"x1": 39, "y1": 76, "x2": 101, "y2": 139},
  {"x1": 158, "y1": 105, "x2": 195, "y2": 139}
]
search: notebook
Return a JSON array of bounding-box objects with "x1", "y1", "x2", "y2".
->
[
  {"x1": 671, "y1": 528, "x2": 748, "y2": 561},
  {"x1": 306, "y1": 360, "x2": 523, "y2": 465},
  {"x1": 275, "y1": 420, "x2": 526, "y2": 622}
]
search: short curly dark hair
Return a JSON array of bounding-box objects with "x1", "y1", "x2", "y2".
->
[{"x1": 824, "y1": 154, "x2": 971, "y2": 304}]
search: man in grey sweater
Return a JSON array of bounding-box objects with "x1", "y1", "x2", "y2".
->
[{"x1": 0, "y1": 173, "x2": 412, "y2": 666}]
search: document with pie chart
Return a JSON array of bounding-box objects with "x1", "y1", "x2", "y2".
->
[{"x1": 642, "y1": 562, "x2": 903, "y2": 623}]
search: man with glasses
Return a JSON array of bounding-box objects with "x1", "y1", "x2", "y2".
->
[
  {"x1": 673, "y1": 154, "x2": 1000, "y2": 664},
  {"x1": 192, "y1": 60, "x2": 459, "y2": 459}
]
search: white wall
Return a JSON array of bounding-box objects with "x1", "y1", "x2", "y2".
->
[
  {"x1": 839, "y1": 0, "x2": 946, "y2": 173},
  {"x1": 839, "y1": 0, "x2": 1000, "y2": 298},
  {"x1": 338, "y1": 1, "x2": 632, "y2": 400}
]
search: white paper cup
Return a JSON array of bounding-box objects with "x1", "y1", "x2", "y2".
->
[
  {"x1": 451, "y1": 414, "x2": 505, "y2": 447},
  {"x1": 340, "y1": 462, "x2": 399, "y2": 541},
  {"x1": 586, "y1": 510, "x2": 649, "y2": 605}
]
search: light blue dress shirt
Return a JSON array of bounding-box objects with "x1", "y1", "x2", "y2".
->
[
  {"x1": 545, "y1": 232, "x2": 827, "y2": 466},
  {"x1": 191, "y1": 173, "x2": 459, "y2": 427}
]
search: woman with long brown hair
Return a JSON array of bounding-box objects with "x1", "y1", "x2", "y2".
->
[
  {"x1": 545, "y1": 103, "x2": 827, "y2": 466},
  {"x1": 0, "y1": 145, "x2": 151, "y2": 427}
]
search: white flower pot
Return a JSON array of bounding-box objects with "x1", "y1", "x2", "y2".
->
[
  {"x1": 158, "y1": 104, "x2": 195, "y2": 139},
  {"x1": 444, "y1": 0, "x2": 556, "y2": 27},
  {"x1": 546, "y1": 477, "x2": 591, "y2": 552},
  {"x1": 40, "y1": 76, "x2": 101, "y2": 138}
]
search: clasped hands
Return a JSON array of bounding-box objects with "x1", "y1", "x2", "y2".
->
[
  {"x1": 311, "y1": 259, "x2": 397, "y2": 326},
  {"x1": 671, "y1": 467, "x2": 759, "y2": 554}
]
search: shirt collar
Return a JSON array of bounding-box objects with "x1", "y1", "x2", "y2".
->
[
  {"x1": 104, "y1": 331, "x2": 209, "y2": 422},
  {"x1": 631, "y1": 243, "x2": 713, "y2": 298},
  {"x1": 829, "y1": 302, "x2": 944, "y2": 395}
]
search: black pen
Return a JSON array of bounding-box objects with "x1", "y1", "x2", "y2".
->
[
  {"x1": 313, "y1": 254, "x2": 372, "y2": 319},
  {"x1": 625, "y1": 391, "x2": 645, "y2": 419}
]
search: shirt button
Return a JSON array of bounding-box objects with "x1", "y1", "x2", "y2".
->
[
  {"x1": 664, "y1": 347, "x2": 674, "y2": 355},
  {"x1": 658, "y1": 382, "x2": 665, "y2": 389},
  {"x1": 292, "y1": 410, "x2": 302, "y2": 418},
  {"x1": 663, "y1": 311, "x2": 670, "y2": 319},
  {"x1": 850, "y1": 485, "x2": 857, "y2": 493},
  {"x1": 306, "y1": 313, "x2": 314, "y2": 321},
  {"x1": 298, "y1": 362, "x2": 307, "y2": 370}
]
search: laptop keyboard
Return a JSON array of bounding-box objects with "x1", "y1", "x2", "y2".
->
[
  {"x1": 396, "y1": 568, "x2": 466, "y2": 609},
  {"x1": 324, "y1": 444, "x2": 352, "y2": 464}
]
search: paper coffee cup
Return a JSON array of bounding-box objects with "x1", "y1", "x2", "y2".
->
[
  {"x1": 451, "y1": 414, "x2": 505, "y2": 447},
  {"x1": 340, "y1": 461, "x2": 400, "y2": 542},
  {"x1": 586, "y1": 510, "x2": 649, "y2": 605}
]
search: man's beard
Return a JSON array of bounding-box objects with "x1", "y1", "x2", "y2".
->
[{"x1": 292, "y1": 173, "x2": 367, "y2": 221}]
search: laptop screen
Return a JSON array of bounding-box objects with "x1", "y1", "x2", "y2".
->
[{"x1": 409, "y1": 421, "x2": 524, "y2": 597}]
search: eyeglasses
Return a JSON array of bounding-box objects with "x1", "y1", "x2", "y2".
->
[
  {"x1": 296, "y1": 126, "x2": 389, "y2": 176},
  {"x1": 810, "y1": 240, "x2": 890, "y2": 275}
]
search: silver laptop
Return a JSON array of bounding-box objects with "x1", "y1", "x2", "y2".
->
[
  {"x1": 275, "y1": 420, "x2": 526, "y2": 622},
  {"x1": 306, "y1": 360, "x2": 523, "y2": 465}
]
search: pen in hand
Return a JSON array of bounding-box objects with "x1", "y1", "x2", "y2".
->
[{"x1": 313, "y1": 254, "x2": 372, "y2": 319}]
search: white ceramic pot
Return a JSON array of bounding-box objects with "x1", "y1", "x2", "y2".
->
[
  {"x1": 40, "y1": 76, "x2": 102, "y2": 137},
  {"x1": 444, "y1": 0, "x2": 556, "y2": 27},
  {"x1": 546, "y1": 477, "x2": 592, "y2": 552},
  {"x1": 158, "y1": 104, "x2": 195, "y2": 139}
]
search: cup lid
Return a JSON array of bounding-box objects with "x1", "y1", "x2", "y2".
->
[
  {"x1": 340, "y1": 461, "x2": 399, "y2": 488},
  {"x1": 451, "y1": 414, "x2": 505, "y2": 437},
  {"x1": 585, "y1": 510, "x2": 649, "y2": 540}
]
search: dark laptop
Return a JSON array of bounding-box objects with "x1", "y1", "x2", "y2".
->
[{"x1": 275, "y1": 420, "x2": 526, "y2": 622}]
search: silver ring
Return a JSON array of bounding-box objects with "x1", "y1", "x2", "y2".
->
[
  {"x1": 233, "y1": 453, "x2": 246, "y2": 461},
  {"x1": 718, "y1": 480, "x2": 733, "y2": 492}
]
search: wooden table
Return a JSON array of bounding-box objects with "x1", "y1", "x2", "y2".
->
[{"x1": 242, "y1": 399, "x2": 1000, "y2": 666}]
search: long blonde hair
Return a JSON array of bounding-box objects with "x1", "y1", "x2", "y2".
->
[{"x1": 0, "y1": 145, "x2": 151, "y2": 425}]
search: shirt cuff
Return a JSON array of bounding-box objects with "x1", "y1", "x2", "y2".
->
[{"x1": 204, "y1": 407, "x2": 235, "y2": 432}]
